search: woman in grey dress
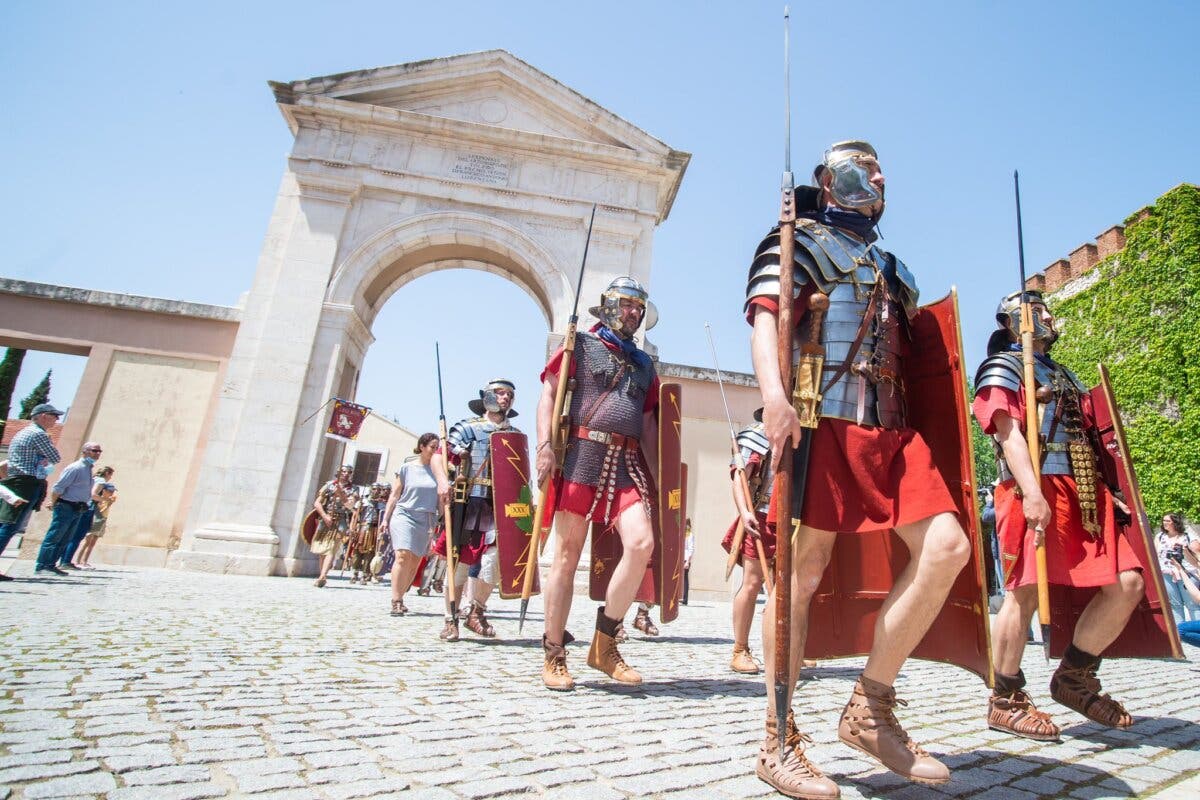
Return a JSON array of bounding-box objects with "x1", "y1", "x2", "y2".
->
[{"x1": 384, "y1": 433, "x2": 448, "y2": 616}]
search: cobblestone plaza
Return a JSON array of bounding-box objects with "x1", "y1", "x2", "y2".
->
[{"x1": 1, "y1": 565, "x2": 1197, "y2": 799}]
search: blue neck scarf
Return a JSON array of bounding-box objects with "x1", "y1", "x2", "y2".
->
[
  {"x1": 802, "y1": 205, "x2": 878, "y2": 241},
  {"x1": 596, "y1": 325, "x2": 651, "y2": 369},
  {"x1": 1006, "y1": 342, "x2": 1055, "y2": 368}
]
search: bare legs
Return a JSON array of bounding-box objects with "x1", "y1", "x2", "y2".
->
[{"x1": 543, "y1": 502, "x2": 654, "y2": 643}]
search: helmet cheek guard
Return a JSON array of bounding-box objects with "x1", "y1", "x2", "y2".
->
[
  {"x1": 995, "y1": 290, "x2": 1059, "y2": 349},
  {"x1": 589, "y1": 276, "x2": 654, "y2": 339}
]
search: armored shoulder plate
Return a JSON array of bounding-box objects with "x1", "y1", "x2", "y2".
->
[
  {"x1": 744, "y1": 220, "x2": 919, "y2": 317},
  {"x1": 975, "y1": 352, "x2": 1023, "y2": 394},
  {"x1": 735, "y1": 422, "x2": 770, "y2": 458}
]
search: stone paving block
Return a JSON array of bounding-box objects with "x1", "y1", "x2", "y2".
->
[
  {"x1": 23, "y1": 770, "x2": 117, "y2": 798},
  {"x1": 107, "y1": 782, "x2": 228, "y2": 800},
  {"x1": 5, "y1": 737, "x2": 87, "y2": 755},
  {"x1": 964, "y1": 788, "x2": 1039, "y2": 800},
  {"x1": 123, "y1": 765, "x2": 213, "y2": 785},
  {"x1": 103, "y1": 748, "x2": 181, "y2": 773},
  {"x1": 459, "y1": 776, "x2": 536, "y2": 799},
  {"x1": 0, "y1": 759, "x2": 102, "y2": 784},
  {"x1": 530, "y1": 766, "x2": 594, "y2": 787},
  {"x1": 323, "y1": 777, "x2": 412, "y2": 799},
  {"x1": 0, "y1": 750, "x2": 75, "y2": 769},
  {"x1": 404, "y1": 789, "x2": 468, "y2": 800},
  {"x1": 182, "y1": 745, "x2": 269, "y2": 763},
  {"x1": 247, "y1": 791, "x2": 324, "y2": 800},
  {"x1": 1012, "y1": 774, "x2": 1067, "y2": 795},
  {"x1": 224, "y1": 757, "x2": 305, "y2": 777},
  {"x1": 306, "y1": 763, "x2": 386, "y2": 785},
  {"x1": 235, "y1": 772, "x2": 308, "y2": 793}
]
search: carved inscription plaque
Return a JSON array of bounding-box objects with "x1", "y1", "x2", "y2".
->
[{"x1": 450, "y1": 153, "x2": 510, "y2": 186}]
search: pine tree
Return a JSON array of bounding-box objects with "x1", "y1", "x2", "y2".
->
[
  {"x1": 0, "y1": 348, "x2": 26, "y2": 438},
  {"x1": 18, "y1": 370, "x2": 52, "y2": 419}
]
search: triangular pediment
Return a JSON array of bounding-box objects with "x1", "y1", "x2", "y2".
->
[{"x1": 272, "y1": 50, "x2": 669, "y2": 155}]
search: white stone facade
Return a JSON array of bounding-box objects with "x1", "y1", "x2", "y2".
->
[{"x1": 171, "y1": 50, "x2": 689, "y2": 575}]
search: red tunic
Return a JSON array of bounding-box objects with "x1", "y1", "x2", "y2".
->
[
  {"x1": 973, "y1": 385, "x2": 1138, "y2": 589},
  {"x1": 749, "y1": 297, "x2": 957, "y2": 533},
  {"x1": 538, "y1": 325, "x2": 660, "y2": 526}
]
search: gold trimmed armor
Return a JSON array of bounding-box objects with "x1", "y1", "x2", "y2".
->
[
  {"x1": 745, "y1": 219, "x2": 919, "y2": 428},
  {"x1": 975, "y1": 351, "x2": 1101, "y2": 537}
]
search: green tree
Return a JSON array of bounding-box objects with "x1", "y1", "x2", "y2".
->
[
  {"x1": 18, "y1": 370, "x2": 52, "y2": 419},
  {"x1": 0, "y1": 347, "x2": 26, "y2": 438},
  {"x1": 1049, "y1": 185, "x2": 1200, "y2": 520}
]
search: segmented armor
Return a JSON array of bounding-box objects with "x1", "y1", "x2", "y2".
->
[
  {"x1": 448, "y1": 416, "x2": 520, "y2": 500},
  {"x1": 975, "y1": 351, "x2": 1101, "y2": 536},
  {"x1": 733, "y1": 422, "x2": 774, "y2": 514},
  {"x1": 561, "y1": 332, "x2": 656, "y2": 520},
  {"x1": 745, "y1": 219, "x2": 920, "y2": 428}
]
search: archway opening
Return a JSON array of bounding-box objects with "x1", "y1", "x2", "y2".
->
[{"x1": 339, "y1": 267, "x2": 551, "y2": 483}]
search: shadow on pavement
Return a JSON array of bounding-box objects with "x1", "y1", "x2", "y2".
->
[
  {"x1": 845, "y1": 749, "x2": 1133, "y2": 799},
  {"x1": 583, "y1": 677, "x2": 765, "y2": 699},
  {"x1": 1064, "y1": 716, "x2": 1200, "y2": 747}
]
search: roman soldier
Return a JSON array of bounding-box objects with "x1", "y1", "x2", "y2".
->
[
  {"x1": 723, "y1": 413, "x2": 776, "y2": 675},
  {"x1": 436, "y1": 379, "x2": 520, "y2": 641},
  {"x1": 309, "y1": 464, "x2": 359, "y2": 588},
  {"x1": 973, "y1": 291, "x2": 1146, "y2": 739},
  {"x1": 747, "y1": 140, "x2": 981, "y2": 795},
  {"x1": 535, "y1": 276, "x2": 662, "y2": 691},
  {"x1": 349, "y1": 484, "x2": 384, "y2": 584}
]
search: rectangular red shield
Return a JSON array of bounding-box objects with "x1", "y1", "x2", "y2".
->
[
  {"x1": 588, "y1": 383, "x2": 685, "y2": 621},
  {"x1": 1045, "y1": 365, "x2": 1184, "y2": 659},
  {"x1": 490, "y1": 431, "x2": 540, "y2": 600},
  {"x1": 655, "y1": 384, "x2": 685, "y2": 623},
  {"x1": 804, "y1": 290, "x2": 994, "y2": 685}
]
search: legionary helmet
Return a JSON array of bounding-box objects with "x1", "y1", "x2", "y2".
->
[
  {"x1": 468, "y1": 378, "x2": 518, "y2": 417},
  {"x1": 987, "y1": 290, "x2": 1059, "y2": 355},
  {"x1": 812, "y1": 140, "x2": 883, "y2": 211},
  {"x1": 588, "y1": 276, "x2": 659, "y2": 338}
]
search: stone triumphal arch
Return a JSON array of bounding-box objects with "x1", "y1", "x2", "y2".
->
[{"x1": 169, "y1": 50, "x2": 690, "y2": 575}]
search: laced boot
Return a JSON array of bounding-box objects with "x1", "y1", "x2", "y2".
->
[
  {"x1": 439, "y1": 617, "x2": 459, "y2": 642},
  {"x1": 633, "y1": 606, "x2": 659, "y2": 636},
  {"x1": 587, "y1": 606, "x2": 642, "y2": 684},
  {"x1": 756, "y1": 711, "x2": 840, "y2": 799},
  {"x1": 465, "y1": 602, "x2": 496, "y2": 638},
  {"x1": 838, "y1": 675, "x2": 949, "y2": 785},
  {"x1": 988, "y1": 670, "x2": 1060, "y2": 741},
  {"x1": 1050, "y1": 647, "x2": 1133, "y2": 728},
  {"x1": 542, "y1": 636, "x2": 575, "y2": 691},
  {"x1": 731, "y1": 644, "x2": 761, "y2": 674}
]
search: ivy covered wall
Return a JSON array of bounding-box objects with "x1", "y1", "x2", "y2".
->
[{"x1": 1048, "y1": 184, "x2": 1200, "y2": 520}]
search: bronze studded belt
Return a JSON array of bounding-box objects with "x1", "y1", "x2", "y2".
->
[{"x1": 573, "y1": 426, "x2": 640, "y2": 450}]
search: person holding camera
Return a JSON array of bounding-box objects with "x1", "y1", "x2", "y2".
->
[
  {"x1": 1155, "y1": 513, "x2": 1200, "y2": 623},
  {"x1": 1164, "y1": 560, "x2": 1200, "y2": 648}
]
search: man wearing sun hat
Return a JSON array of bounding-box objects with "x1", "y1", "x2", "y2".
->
[{"x1": 34, "y1": 439, "x2": 102, "y2": 576}]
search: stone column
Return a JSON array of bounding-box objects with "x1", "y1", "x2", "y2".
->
[{"x1": 170, "y1": 171, "x2": 357, "y2": 575}]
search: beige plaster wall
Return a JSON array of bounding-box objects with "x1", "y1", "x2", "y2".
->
[
  {"x1": 665, "y1": 370, "x2": 762, "y2": 600},
  {"x1": 87, "y1": 352, "x2": 220, "y2": 553},
  {"x1": 342, "y1": 414, "x2": 421, "y2": 482}
]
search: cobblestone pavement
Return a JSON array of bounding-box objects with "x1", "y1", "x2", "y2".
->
[{"x1": 1, "y1": 564, "x2": 1197, "y2": 800}]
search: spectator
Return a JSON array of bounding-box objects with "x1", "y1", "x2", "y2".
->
[
  {"x1": 0, "y1": 403, "x2": 64, "y2": 577},
  {"x1": 66, "y1": 466, "x2": 116, "y2": 569},
  {"x1": 681, "y1": 517, "x2": 694, "y2": 605},
  {"x1": 1155, "y1": 513, "x2": 1200, "y2": 622},
  {"x1": 34, "y1": 441, "x2": 101, "y2": 576},
  {"x1": 1165, "y1": 561, "x2": 1200, "y2": 648}
]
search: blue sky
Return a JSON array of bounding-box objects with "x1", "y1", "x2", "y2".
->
[{"x1": 2, "y1": 1, "x2": 1197, "y2": 432}]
